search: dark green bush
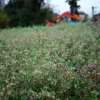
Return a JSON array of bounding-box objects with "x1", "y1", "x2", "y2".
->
[
  {"x1": 0, "y1": 9, "x2": 10, "y2": 28},
  {"x1": 4, "y1": 0, "x2": 55, "y2": 27}
]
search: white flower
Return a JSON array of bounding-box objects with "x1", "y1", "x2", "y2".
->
[{"x1": 34, "y1": 70, "x2": 42, "y2": 74}]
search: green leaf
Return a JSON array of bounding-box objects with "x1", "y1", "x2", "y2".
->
[
  {"x1": 0, "y1": 40, "x2": 2, "y2": 43},
  {"x1": 33, "y1": 49, "x2": 38, "y2": 54}
]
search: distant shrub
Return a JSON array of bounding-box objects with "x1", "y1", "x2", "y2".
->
[{"x1": 0, "y1": 9, "x2": 10, "y2": 28}]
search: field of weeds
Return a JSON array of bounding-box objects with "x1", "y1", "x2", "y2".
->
[{"x1": 0, "y1": 22, "x2": 100, "y2": 100}]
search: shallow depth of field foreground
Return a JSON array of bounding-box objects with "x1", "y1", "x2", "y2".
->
[{"x1": 0, "y1": 22, "x2": 100, "y2": 100}]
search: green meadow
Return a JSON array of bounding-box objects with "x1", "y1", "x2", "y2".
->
[{"x1": 0, "y1": 22, "x2": 100, "y2": 100}]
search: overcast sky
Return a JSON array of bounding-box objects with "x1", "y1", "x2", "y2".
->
[
  {"x1": 45, "y1": 0, "x2": 100, "y2": 16},
  {"x1": 5, "y1": 0, "x2": 100, "y2": 16}
]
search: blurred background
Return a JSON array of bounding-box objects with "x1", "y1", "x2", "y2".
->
[{"x1": 0, "y1": 0, "x2": 100, "y2": 28}]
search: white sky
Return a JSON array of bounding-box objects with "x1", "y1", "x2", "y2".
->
[
  {"x1": 44, "y1": 0, "x2": 100, "y2": 16},
  {"x1": 5, "y1": 0, "x2": 100, "y2": 16}
]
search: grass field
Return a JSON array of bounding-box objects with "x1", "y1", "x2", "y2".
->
[{"x1": 0, "y1": 22, "x2": 100, "y2": 100}]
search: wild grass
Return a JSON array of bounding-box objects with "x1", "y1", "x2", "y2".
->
[{"x1": 0, "y1": 22, "x2": 100, "y2": 100}]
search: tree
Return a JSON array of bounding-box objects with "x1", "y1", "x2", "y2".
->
[
  {"x1": 4, "y1": 0, "x2": 25, "y2": 27},
  {"x1": 66, "y1": 0, "x2": 80, "y2": 21},
  {"x1": 4, "y1": 0, "x2": 55, "y2": 27}
]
